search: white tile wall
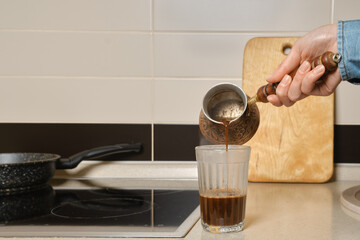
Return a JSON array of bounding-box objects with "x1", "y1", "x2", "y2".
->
[
  {"x1": 334, "y1": 0, "x2": 360, "y2": 22},
  {"x1": 0, "y1": 0, "x2": 151, "y2": 31},
  {"x1": 0, "y1": 32, "x2": 152, "y2": 77},
  {"x1": 154, "y1": 32, "x2": 302, "y2": 79},
  {"x1": 0, "y1": 77, "x2": 152, "y2": 123},
  {"x1": 0, "y1": 0, "x2": 358, "y2": 125},
  {"x1": 335, "y1": 81, "x2": 360, "y2": 125},
  {"x1": 154, "y1": 33, "x2": 246, "y2": 78},
  {"x1": 154, "y1": 0, "x2": 331, "y2": 32}
]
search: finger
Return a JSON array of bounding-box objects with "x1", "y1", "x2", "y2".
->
[
  {"x1": 320, "y1": 68, "x2": 342, "y2": 95},
  {"x1": 301, "y1": 65, "x2": 325, "y2": 95},
  {"x1": 267, "y1": 94, "x2": 283, "y2": 107},
  {"x1": 266, "y1": 49, "x2": 301, "y2": 83},
  {"x1": 276, "y1": 74, "x2": 295, "y2": 107},
  {"x1": 288, "y1": 61, "x2": 310, "y2": 101},
  {"x1": 315, "y1": 68, "x2": 342, "y2": 96}
]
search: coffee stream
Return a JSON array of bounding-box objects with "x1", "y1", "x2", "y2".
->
[
  {"x1": 223, "y1": 121, "x2": 230, "y2": 151},
  {"x1": 208, "y1": 98, "x2": 245, "y2": 151}
]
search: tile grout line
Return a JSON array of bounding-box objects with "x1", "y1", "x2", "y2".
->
[
  {"x1": 0, "y1": 29, "x2": 307, "y2": 35},
  {"x1": 0, "y1": 75, "x2": 243, "y2": 80},
  {"x1": 331, "y1": 0, "x2": 335, "y2": 24},
  {"x1": 151, "y1": 0, "x2": 155, "y2": 162}
]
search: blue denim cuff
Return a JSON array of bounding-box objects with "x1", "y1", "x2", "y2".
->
[{"x1": 337, "y1": 20, "x2": 360, "y2": 84}]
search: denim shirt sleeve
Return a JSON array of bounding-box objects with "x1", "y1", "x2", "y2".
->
[{"x1": 337, "y1": 20, "x2": 360, "y2": 84}]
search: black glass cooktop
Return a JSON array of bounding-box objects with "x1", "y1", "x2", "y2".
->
[{"x1": 0, "y1": 185, "x2": 200, "y2": 238}]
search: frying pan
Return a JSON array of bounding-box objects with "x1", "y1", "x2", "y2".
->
[{"x1": 0, "y1": 143, "x2": 141, "y2": 195}]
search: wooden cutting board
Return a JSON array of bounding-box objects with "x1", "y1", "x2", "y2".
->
[{"x1": 242, "y1": 37, "x2": 334, "y2": 183}]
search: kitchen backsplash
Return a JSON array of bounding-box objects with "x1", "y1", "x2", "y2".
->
[{"x1": 0, "y1": 0, "x2": 359, "y2": 163}]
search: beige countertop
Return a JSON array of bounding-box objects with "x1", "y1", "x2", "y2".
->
[
  {"x1": 130, "y1": 180, "x2": 359, "y2": 240},
  {"x1": 1, "y1": 162, "x2": 360, "y2": 240}
]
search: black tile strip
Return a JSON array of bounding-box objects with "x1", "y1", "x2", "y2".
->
[
  {"x1": 0, "y1": 123, "x2": 358, "y2": 163},
  {"x1": 154, "y1": 124, "x2": 360, "y2": 164},
  {"x1": 334, "y1": 125, "x2": 360, "y2": 163},
  {"x1": 154, "y1": 124, "x2": 211, "y2": 161},
  {"x1": 0, "y1": 123, "x2": 151, "y2": 161}
]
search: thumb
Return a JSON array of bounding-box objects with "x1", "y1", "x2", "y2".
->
[{"x1": 266, "y1": 49, "x2": 301, "y2": 83}]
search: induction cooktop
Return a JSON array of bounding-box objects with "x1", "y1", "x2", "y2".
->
[{"x1": 0, "y1": 181, "x2": 200, "y2": 238}]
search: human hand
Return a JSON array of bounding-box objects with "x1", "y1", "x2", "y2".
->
[{"x1": 266, "y1": 24, "x2": 341, "y2": 107}]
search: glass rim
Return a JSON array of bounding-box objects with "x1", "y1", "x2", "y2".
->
[{"x1": 195, "y1": 145, "x2": 250, "y2": 151}]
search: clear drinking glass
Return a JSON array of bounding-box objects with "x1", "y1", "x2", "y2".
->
[{"x1": 195, "y1": 145, "x2": 250, "y2": 233}]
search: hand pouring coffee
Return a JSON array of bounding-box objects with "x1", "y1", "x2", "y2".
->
[{"x1": 199, "y1": 51, "x2": 341, "y2": 146}]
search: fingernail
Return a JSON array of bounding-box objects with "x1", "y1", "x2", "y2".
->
[
  {"x1": 298, "y1": 61, "x2": 310, "y2": 73},
  {"x1": 280, "y1": 75, "x2": 291, "y2": 86},
  {"x1": 266, "y1": 72, "x2": 274, "y2": 81},
  {"x1": 314, "y1": 64, "x2": 325, "y2": 74}
]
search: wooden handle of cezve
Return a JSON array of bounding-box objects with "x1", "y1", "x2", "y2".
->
[{"x1": 255, "y1": 51, "x2": 342, "y2": 103}]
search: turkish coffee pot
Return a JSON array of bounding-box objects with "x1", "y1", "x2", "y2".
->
[{"x1": 199, "y1": 51, "x2": 342, "y2": 145}]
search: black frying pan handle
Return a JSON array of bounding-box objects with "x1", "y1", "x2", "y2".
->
[{"x1": 56, "y1": 143, "x2": 142, "y2": 169}]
